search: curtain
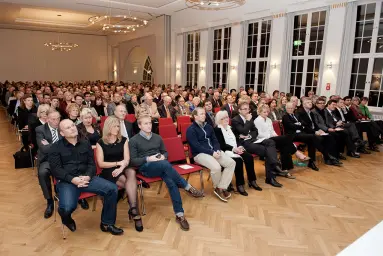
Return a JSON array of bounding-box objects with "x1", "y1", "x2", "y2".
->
[
  {"x1": 181, "y1": 33, "x2": 188, "y2": 86},
  {"x1": 337, "y1": 2, "x2": 358, "y2": 96},
  {"x1": 279, "y1": 13, "x2": 294, "y2": 94},
  {"x1": 206, "y1": 27, "x2": 214, "y2": 87},
  {"x1": 237, "y1": 21, "x2": 249, "y2": 89},
  {"x1": 317, "y1": 6, "x2": 331, "y2": 96}
]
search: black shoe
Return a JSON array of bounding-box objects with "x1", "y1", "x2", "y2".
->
[
  {"x1": 78, "y1": 199, "x2": 89, "y2": 210},
  {"x1": 227, "y1": 183, "x2": 235, "y2": 192},
  {"x1": 63, "y1": 217, "x2": 76, "y2": 232},
  {"x1": 358, "y1": 148, "x2": 371, "y2": 154},
  {"x1": 325, "y1": 159, "x2": 343, "y2": 167},
  {"x1": 369, "y1": 146, "x2": 380, "y2": 152},
  {"x1": 347, "y1": 151, "x2": 360, "y2": 158},
  {"x1": 338, "y1": 154, "x2": 347, "y2": 160},
  {"x1": 248, "y1": 180, "x2": 262, "y2": 191},
  {"x1": 128, "y1": 207, "x2": 144, "y2": 232},
  {"x1": 100, "y1": 223, "x2": 124, "y2": 235},
  {"x1": 265, "y1": 178, "x2": 283, "y2": 188},
  {"x1": 44, "y1": 204, "x2": 54, "y2": 219},
  {"x1": 236, "y1": 185, "x2": 248, "y2": 196},
  {"x1": 308, "y1": 161, "x2": 319, "y2": 171}
]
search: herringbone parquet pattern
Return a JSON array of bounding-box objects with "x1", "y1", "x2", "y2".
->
[{"x1": 0, "y1": 109, "x2": 382, "y2": 256}]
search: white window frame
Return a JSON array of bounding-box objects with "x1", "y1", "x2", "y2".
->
[
  {"x1": 245, "y1": 19, "x2": 272, "y2": 92},
  {"x1": 289, "y1": 9, "x2": 327, "y2": 98},
  {"x1": 213, "y1": 26, "x2": 231, "y2": 88},
  {"x1": 186, "y1": 32, "x2": 200, "y2": 87},
  {"x1": 348, "y1": 1, "x2": 383, "y2": 110}
]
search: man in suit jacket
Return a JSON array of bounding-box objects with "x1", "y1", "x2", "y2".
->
[
  {"x1": 221, "y1": 94, "x2": 238, "y2": 119},
  {"x1": 211, "y1": 91, "x2": 222, "y2": 108},
  {"x1": 175, "y1": 95, "x2": 191, "y2": 116},
  {"x1": 114, "y1": 104, "x2": 134, "y2": 139},
  {"x1": 158, "y1": 96, "x2": 177, "y2": 122},
  {"x1": 107, "y1": 92, "x2": 123, "y2": 116},
  {"x1": 137, "y1": 93, "x2": 160, "y2": 120},
  {"x1": 203, "y1": 100, "x2": 216, "y2": 128},
  {"x1": 36, "y1": 110, "x2": 62, "y2": 219},
  {"x1": 231, "y1": 102, "x2": 283, "y2": 187}
]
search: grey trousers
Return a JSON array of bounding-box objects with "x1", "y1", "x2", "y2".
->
[{"x1": 38, "y1": 161, "x2": 53, "y2": 200}]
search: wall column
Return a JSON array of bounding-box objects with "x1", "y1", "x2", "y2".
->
[{"x1": 228, "y1": 23, "x2": 241, "y2": 91}]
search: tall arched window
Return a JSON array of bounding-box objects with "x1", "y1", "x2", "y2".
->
[{"x1": 143, "y1": 57, "x2": 153, "y2": 83}]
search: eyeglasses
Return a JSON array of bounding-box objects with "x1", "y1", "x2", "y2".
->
[{"x1": 240, "y1": 108, "x2": 249, "y2": 111}]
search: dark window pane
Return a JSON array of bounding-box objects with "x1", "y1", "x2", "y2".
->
[
  {"x1": 246, "y1": 62, "x2": 251, "y2": 73},
  {"x1": 248, "y1": 35, "x2": 253, "y2": 46},
  {"x1": 250, "y1": 74, "x2": 256, "y2": 84},
  {"x1": 290, "y1": 86, "x2": 295, "y2": 94},
  {"x1": 258, "y1": 74, "x2": 264, "y2": 85},
  {"x1": 299, "y1": 28, "x2": 306, "y2": 41},
  {"x1": 265, "y1": 46, "x2": 269, "y2": 58},
  {"x1": 365, "y1": 3, "x2": 376, "y2": 20},
  {"x1": 317, "y1": 26, "x2": 325, "y2": 41},
  {"x1": 248, "y1": 23, "x2": 253, "y2": 35},
  {"x1": 377, "y1": 40, "x2": 383, "y2": 53},
  {"x1": 359, "y1": 58, "x2": 369, "y2": 73},
  {"x1": 307, "y1": 59, "x2": 314, "y2": 72},
  {"x1": 246, "y1": 74, "x2": 250, "y2": 84},
  {"x1": 301, "y1": 14, "x2": 308, "y2": 27},
  {"x1": 350, "y1": 75, "x2": 357, "y2": 89},
  {"x1": 311, "y1": 12, "x2": 319, "y2": 26},
  {"x1": 355, "y1": 22, "x2": 363, "y2": 37},
  {"x1": 351, "y1": 59, "x2": 359, "y2": 73},
  {"x1": 295, "y1": 87, "x2": 302, "y2": 98},
  {"x1": 349, "y1": 90, "x2": 355, "y2": 97},
  {"x1": 293, "y1": 29, "x2": 300, "y2": 41},
  {"x1": 363, "y1": 21, "x2": 374, "y2": 37},
  {"x1": 319, "y1": 11, "x2": 326, "y2": 26},
  {"x1": 291, "y1": 60, "x2": 297, "y2": 72},
  {"x1": 297, "y1": 60, "x2": 304, "y2": 72},
  {"x1": 261, "y1": 34, "x2": 266, "y2": 45},
  {"x1": 361, "y1": 38, "x2": 371, "y2": 53},
  {"x1": 290, "y1": 73, "x2": 296, "y2": 85},
  {"x1": 247, "y1": 47, "x2": 251, "y2": 58},
  {"x1": 306, "y1": 73, "x2": 313, "y2": 87},
  {"x1": 316, "y1": 41, "x2": 323, "y2": 55},
  {"x1": 310, "y1": 27, "x2": 318, "y2": 41},
  {"x1": 378, "y1": 93, "x2": 383, "y2": 107},
  {"x1": 294, "y1": 16, "x2": 300, "y2": 29},
  {"x1": 266, "y1": 34, "x2": 270, "y2": 46},
  {"x1": 259, "y1": 61, "x2": 265, "y2": 72},
  {"x1": 354, "y1": 38, "x2": 362, "y2": 53},
  {"x1": 355, "y1": 90, "x2": 364, "y2": 98},
  {"x1": 309, "y1": 42, "x2": 316, "y2": 55},
  {"x1": 373, "y1": 58, "x2": 383, "y2": 74},
  {"x1": 356, "y1": 74, "x2": 366, "y2": 89},
  {"x1": 356, "y1": 5, "x2": 365, "y2": 21},
  {"x1": 252, "y1": 47, "x2": 257, "y2": 58},
  {"x1": 251, "y1": 61, "x2": 256, "y2": 72},
  {"x1": 296, "y1": 73, "x2": 303, "y2": 85},
  {"x1": 260, "y1": 46, "x2": 266, "y2": 57},
  {"x1": 315, "y1": 59, "x2": 320, "y2": 72}
]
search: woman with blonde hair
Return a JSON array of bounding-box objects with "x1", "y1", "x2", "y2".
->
[
  {"x1": 96, "y1": 116, "x2": 143, "y2": 232},
  {"x1": 277, "y1": 96, "x2": 288, "y2": 113},
  {"x1": 66, "y1": 103, "x2": 81, "y2": 125},
  {"x1": 29, "y1": 104, "x2": 50, "y2": 156},
  {"x1": 77, "y1": 108, "x2": 101, "y2": 148},
  {"x1": 254, "y1": 104, "x2": 309, "y2": 178}
]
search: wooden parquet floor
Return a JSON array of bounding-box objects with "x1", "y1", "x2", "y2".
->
[{"x1": 0, "y1": 109, "x2": 382, "y2": 256}]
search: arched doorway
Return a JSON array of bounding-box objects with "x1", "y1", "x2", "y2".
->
[{"x1": 123, "y1": 46, "x2": 149, "y2": 83}]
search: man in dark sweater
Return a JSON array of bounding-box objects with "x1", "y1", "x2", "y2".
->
[{"x1": 128, "y1": 115, "x2": 204, "y2": 231}]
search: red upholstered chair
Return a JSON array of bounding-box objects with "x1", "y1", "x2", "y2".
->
[
  {"x1": 92, "y1": 117, "x2": 97, "y2": 124},
  {"x1": 272, "y1": 121, "x2": 282, "y2": 136},
  {"x1": 159, "y1": 124, "x2": 178, "y2": 139},
  {"x1": 177, "y1": 116, "x2": 191, "y2": 132},
  {"x1": 125, "y1": 114, "x2": 136, "y2": 123},
  {"x1": 135, "y1": 174, "x2": 162, "y2": 215},
  {"x1": 163, "y1": 137, "x2": 204, "y2": 192},
  {"x1": 180, "y1": 123, "x2": 192, "y2": 143},
  {"x1": 214, "y1": 107, "x2": 221, "y2": 113},
  {"x1": 159, "y1": 117, "x2": 173, "y2": 126},
  {"x1": 100, "y1": 116, "x2": 108, "y2": 129}
]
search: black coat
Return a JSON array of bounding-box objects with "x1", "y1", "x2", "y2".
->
[
  {"x1": 281, "y1": 113, "x2": 304, "y2": 135},
  {"x1": 221, "y1": 104, "x2": 238, "y2": 119},
  {"x1": 231, "y1": 115, "x2": 259, "y2": 145},
  {"x1": 296, "y1": 109, "x2": 319, "y2": 134},
  {"x1": 214, "y1": 127, "x2": 236, "y2": 151}
]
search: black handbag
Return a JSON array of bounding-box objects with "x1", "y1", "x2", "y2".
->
[{"x1": 13, "y1": 147, "x2": 34, "y2": 169}]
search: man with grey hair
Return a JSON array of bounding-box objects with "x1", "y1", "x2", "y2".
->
[{"x1": 158, "y1": 95, "x2": 176, "y2": 122}]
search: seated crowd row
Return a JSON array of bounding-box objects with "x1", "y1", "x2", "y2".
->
[{"x1": 1, "y1": 80, "x2": 382, "y2": 236}]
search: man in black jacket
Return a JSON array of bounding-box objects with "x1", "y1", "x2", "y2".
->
[
  {"x1": 49, "y1": 119, "x2": 123, "y2": 235},
  {"x1": 231, "y1": 102, "x2": 284, "y2": 187}
]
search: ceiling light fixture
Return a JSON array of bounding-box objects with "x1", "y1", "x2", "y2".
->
[
  {"x1": 185, "y1": 0, "x2": 245, "y2": 10},
  {"x1": 44, "y1": 35, "x2": 78, "y2": 52}
]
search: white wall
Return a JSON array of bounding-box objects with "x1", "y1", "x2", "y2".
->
[
  {"x1": 107, "y1": 16, "x2": 166, "y2": 84},
  {"x1": 0, "y1": 29, "x2": 108, "y2": 82}
]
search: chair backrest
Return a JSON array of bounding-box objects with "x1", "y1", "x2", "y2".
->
[
  {"x1": 214, "y1": 107, "x2": 221, "y2": 113},
  {"x1": 163, "y1": 137, "x2": 186, "y2": 162},
  {"x1": 100, "y1": 116, "x2": 108, "y2": 130},
  {"x1": 159, "y1": 124, "x2": 178, "y2": 139},
  {"x1": 272, "y1": 121, "x2": 282, "y2": 136},
  {"x1": 125, "y1": 114, "x2": 136, "y2": 123},
  {"x1": 92, "y1": 117, "x2": 97, "y2": 124},
  {"x1": 180, "y1": 122, "x2": 192, "y2": 143},
  {"x1": 93, "y1": 148, "x2": 102, "y2": 175},
  {"x1": 159, "y1": 117, "x2": 173, "y2": 126},
  {"x1": 177, "y1": 115, "x2": 191, "y2": 124}
]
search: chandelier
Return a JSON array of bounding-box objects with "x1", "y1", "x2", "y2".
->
[
  {"x1": 44, "y1": 40, "x2": 78, "y2": 52},
  {"x1": 88, "y1": 15, "x2": 148, "y2": 34},
  {"x1": 185, "y1": 0, "x2": 246, "y2": 10}
]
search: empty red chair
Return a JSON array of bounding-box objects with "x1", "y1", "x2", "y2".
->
[
  {"x1": 163, "y1": 137, "x2": 204, "y2": 191},
  {"x1": 159, "y1": 124, "x2": 178, "y2": 138},
  {"x1": 272, "y1": 121, "x2": 282, "y2": 136},
  {"x1": 180, "y1": 123, "x2": 192, "y2": 143},
  {"x1": 125, "y1": 114, "x2": 136, "y2": 123},
  {"x1": 159, "y1": 117, "x2": 173, "y2": 126},
  {"x1": 100, "y1": 116, "x2": 108, "y2": 129},
  {"x1": 177, "y1": 116, "x2": 191, "y2": 132}
]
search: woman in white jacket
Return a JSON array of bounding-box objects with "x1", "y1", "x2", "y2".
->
[{"x1": 254, "y1": 104, "x2": 309, "y2": 177}]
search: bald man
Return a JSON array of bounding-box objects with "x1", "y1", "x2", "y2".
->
[{"x1": 48, "y1": 119, "x2": 123, "y2": 235}]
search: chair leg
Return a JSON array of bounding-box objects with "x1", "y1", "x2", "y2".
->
[
  {"x1": 54, "y1": 198, "x2": 57, "y2": 223},
  {"x1": 199, "y1": 170, "x2": 204, "y2": 193},
  {"x1": 92, "y1": 196, "x2": 97, "y2": 212},
  {"x1": 157, "y1": 181, "x2": 163, "y2": 195},
  {"x1": 139, "y1": 184, "x2": 146, "y2": 216},
  {"x1": 61, "y1": 224, "x2": 67, "y2": 240}
]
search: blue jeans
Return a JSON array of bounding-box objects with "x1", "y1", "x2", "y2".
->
[
  {"x1": 139, "y1": 160, "x2": 187, "y2": 214},
  {"x1": 56, "y1": 176, "x2": 118, "y2": 225}
]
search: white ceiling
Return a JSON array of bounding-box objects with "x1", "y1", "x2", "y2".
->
[{"x1": 0, "y1": 0, "x2": 333, "y2": 35}]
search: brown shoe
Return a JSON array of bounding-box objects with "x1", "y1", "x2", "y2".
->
[
  {"x1": 213, "y1": 188, "x2": 228, "y2": 202},
  {"x1": 176, "y1": 216, "x2": 190, "y2": 231},
  {"x1": 186, "y1": 186, "x2": 204, "y2": 198},
  {"x1": 222, "y1": 190, "x2": 231, "y2": 199}
]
